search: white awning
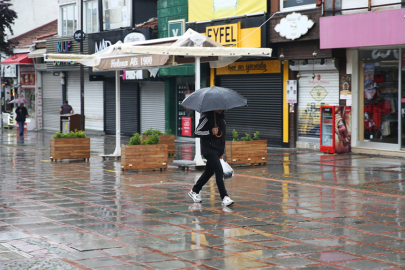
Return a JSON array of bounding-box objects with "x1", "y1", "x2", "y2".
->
[
  {"x1": 28, "y1": 48, "x2": 46, "y2": 58},
  {"x1": 45, "y1": 29, "x2": 272, "y2": 70}
]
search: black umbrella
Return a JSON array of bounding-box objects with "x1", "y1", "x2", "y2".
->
[{"x1": 181, "y1": 86, "x2": 247, "y2": 113}]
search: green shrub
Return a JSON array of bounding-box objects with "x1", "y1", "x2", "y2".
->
[
  {"x1": 165, "y1": 129, "x2": 172, "y2": 135},
  {"x1": 52, "y1": 129, "x2": 87, "y2": 139},
  {"x1": 128, "y1": 133, "x2": 142, "y2": 145},
  {"x1": 232, "y1": 129, "x2": 239, "y2": 142},
  {"x1": 253, "y1": 131, "x2": 260, "y2": 140},
  {"x1": 142, "y1": 128, "x2": 164, "y2": 136},
  {"x1": 142, "y1": 133, "x2": 160, "y2": 145},
  {"x1": 241, "y1": 133, "x2": 253, "y2": 141}
]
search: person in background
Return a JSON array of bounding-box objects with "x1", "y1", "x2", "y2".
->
[
  {"x1": 15, "y1": 103, "x2": 29, "y2": 136},
  {"x1": 188, "y1": 110, "x2": 234, "y2": 206},
  {"x1": 60, "y1": 100, "x2": 74, "y2": 115}
]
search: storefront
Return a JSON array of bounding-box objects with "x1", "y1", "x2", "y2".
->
[
  {"x1": 45, "y1": 36, "x2": 104, "y2": 131},
  {"x1": 214, "y1": 60, "x2": 284, "y2": 145},
  {"x1": 320, "y1": 8, "x2": 405, "y2": 152},
  {"x1": 87, "y1": 28, "x2": 164, "y2": 135},
  {"x1": 1, "y1": 54, "x2": 37, "y2": 129}
]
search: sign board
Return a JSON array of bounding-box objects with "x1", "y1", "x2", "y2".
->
[
  {"x1": 206, "y1": 23, "x2": 240, "y2": 46},
  {"x1": 182, "y1": 116, "x2": 192, "y2": 136},
  {"x1": 216, "y1": 60, "x2": 281, "y2": 75},
  {"x1": 287, "y1": 80, "x2": 297, "y2": 103},
  {"x1": 2, "y1": 65, "x2": 17, "y2": 78},
  {"x1": 124, "y1": 32, "x2": 146, "y2": 43},
  {"x1": 168, "y1": 19, "x2": 185, "y2": 37},
  {"x1": 123, "y1": 70, "x2": 143, "y2": 80},
  {"x1": 274, "y1": 12, "x2": 314, "y2": 40},
  {"x1": 97, "y1": 54, "x2": 170, "y2": 70},
  {"x1": 73, "y1": 30, "x2": 86, "y2": 42}
]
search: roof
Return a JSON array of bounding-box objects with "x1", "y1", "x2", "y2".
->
[{"x1": 9, "y1": 20, "x2": 57, "y2": 47}]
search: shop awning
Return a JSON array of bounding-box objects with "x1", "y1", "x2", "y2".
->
[
  {"x1": 28, "y1": 48, "x2": 46, "y2": 58},
  {"x1": 1, "y1": 53, "x2": 33, "y2": 65}
]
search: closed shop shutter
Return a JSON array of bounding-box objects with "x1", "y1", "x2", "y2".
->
[
  {"x1": 140, "y1": 81, "x2": 165, "y2": 133},
  {"x1": 298, "y1": 71, "x2": 339, "y2": 138},
  {"x1": 217, "y1": 74, "x2": 283, "y2": 146},
  {"x1": 67, "y1": 71, "x2": 104, "y2": 131},
  {"x1": 104, "y1": 79, "x2": 139, "y2": 136},
  {"x1": 42, "y1": 72, "x2": 62, "y2": 130}
]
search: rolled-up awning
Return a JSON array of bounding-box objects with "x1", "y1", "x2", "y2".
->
[
  {"x1": 1, "y1": 53, "x2": 33, "y2": 65},
  {"x1": 28, "y1": 48, "x2": 46, "y2": 58}
]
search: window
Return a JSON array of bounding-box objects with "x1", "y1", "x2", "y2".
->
[
  {"x1": 61, "y1": 4, "x2": 77, "y2": 36},
  {"x1": 85, "y1": 0, "x2": 98, "y2": 33},
  {"x1": 280, "y1": 0, "x2": 316, "y2": 12},
  {"x1": 103, "y1": 0, "x2": 131, "y2": 30}
]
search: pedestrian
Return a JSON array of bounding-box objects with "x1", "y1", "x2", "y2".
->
[
  {"x1": 15, "y1": 103, "x2": 29, "y2": 136},
  {"x1": 188, "y1": 110, "x2": 234, "y2": 206},
  {"x1": 60, "y1": 100, "x2": 74, "y2": 115}
]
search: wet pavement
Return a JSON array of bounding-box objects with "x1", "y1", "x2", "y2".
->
[{"x1": 0, "y1": 129, "x2": 405, "y2": 269}]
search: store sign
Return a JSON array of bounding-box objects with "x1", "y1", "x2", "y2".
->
[
  {"x1": 206, "y1": 23, "x2": 240, "y2": 46},
  {"x1": 182, "y1": 116, "x2": 192, "y2": 136},
  {"x1": 168, "y1": 19, "x2": 185, "y2": 37},
  {"x1": 274, "y1": 12, "x2": 314, "y2": 40},
  {"x1": 57, "y1": 41, "x2": 72, "y2": 52},
  {"x1": 95, "y1": 39, "x2": 112, "y2": 52},
  {"x1": 287, "y1": 80, "x2": 297, "y2": 103},
  {"x1": 124, "y1": 32, "x2": 146, "y2": 43},
  {"x1": 217, "y1": 60, "x2": 281, "y2": 75},
  {"x1": 97, "y1": 55, "x2": 169, "y2": 70},
  {"x1": 122, "y1": 70, "x2": 143, "y2": 80}
]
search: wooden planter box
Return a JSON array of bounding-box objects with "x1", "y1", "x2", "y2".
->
[
  {"x1": 142, "y1": 135, "x2": 175, "y2": 156},
  {"x1": 121, "y1": 144, "x2": 168, "y2": 171},
  {"x1": 50, "y1": 138, "x2": 90, "y2": 161},
  {"x1": 225, "y1": 140, "x2": 267, "y2": 166}
]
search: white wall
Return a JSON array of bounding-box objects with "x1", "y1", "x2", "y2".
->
[
  {"x1": 7, "y1": 0, "x2": 58, "y2": 39},
  {"x1": 341, "y1": 0, "x2": 401, "y2": 15}
]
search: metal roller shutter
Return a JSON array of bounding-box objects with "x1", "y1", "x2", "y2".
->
[
  {"x1": 42, "y1": 72, "x2": 62, "y2": 130},
  {"x1": 217, "y1": 74, "x2": 283, "y2": 146},
  {"x1": 104, "y1": 79, "x2": 139, "y2": 136},
  {"x1": 140, "y1": 81, "x2": 165, "y2": 133},
  {"x1": 67, "y1": 71, "x2": 104, "y2": 131},
  {"x1": 298, "y1": 71, "x2": 339, "y2": 138}
]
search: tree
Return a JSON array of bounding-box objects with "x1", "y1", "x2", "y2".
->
[{"x1": 0, "y1": 0, "x2": 17, "y2": 56}]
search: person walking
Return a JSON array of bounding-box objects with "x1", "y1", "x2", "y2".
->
[
  {"x1": 60, "y1": 100, "x2": 74, "y2": 114},
  {"x1": 188, "y1": 110, "x2": 234, "y2": 206},
  {"x1": 15, "y1": 103, "x2": 29, "y2": 136}
]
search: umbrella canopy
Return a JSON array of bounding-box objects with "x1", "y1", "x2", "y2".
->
[
  {"x1": 9, "y1": 98, "x2": 31, "y2": 104},
  {"x1": 181, "y1": 86, "x2": 247, "y2": 113}
]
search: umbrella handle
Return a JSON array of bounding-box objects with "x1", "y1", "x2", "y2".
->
[{"x1": 214, "y1": 111, "x2": 223, "y2": 137}]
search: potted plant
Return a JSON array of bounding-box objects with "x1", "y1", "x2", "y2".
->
[
  {"x1": 225, "y1": 130, "x2": 267, "y2": 166},
  {"x1": 141, "y1": 128, "x2": 175, "y2": 156},
  {"x1": 121, "y1": 133, "x2": 168, "y2": 171},
  {"x1": 50, "y1": 130, "x2": 90, "y2": 162}
]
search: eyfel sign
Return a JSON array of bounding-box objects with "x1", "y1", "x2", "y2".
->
[{"x1": 206, "y1": 22, "x2": 240, "y2": 46}]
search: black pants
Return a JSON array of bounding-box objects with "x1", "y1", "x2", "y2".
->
[{"x1": 192, "y1": 154, "x2": 228, "y2": 199}]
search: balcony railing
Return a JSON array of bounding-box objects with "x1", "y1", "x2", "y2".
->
[{"x1": 323, "y1": 0, "x2": 404, "y2": 16}]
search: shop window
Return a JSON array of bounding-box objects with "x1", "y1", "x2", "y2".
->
[
  {"x1": 177, "y1": 78, "x2": 195, "y2": 138},
  {"x1": 280, "y1": 0, "x2": 316, "y2": 11},
  {"x1": 358, "y1": 49, "x2": 399, "y2": 144},
  {"x1": 103, "y1": 0, "x2": 131, "y2": 30},
  {"x1": 85, "y1": 0, "x2": 99, "y2": 33},
  {"x1": 61, "y1": 4, "x2": 78, "y2": 37}
]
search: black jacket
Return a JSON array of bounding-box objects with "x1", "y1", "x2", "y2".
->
[
  {"x1": 15, "y1": 107, "x2": 28, "y2": 122},
  {"x1": 194, "y1": 111, "x2": 226, "y2": 156}
]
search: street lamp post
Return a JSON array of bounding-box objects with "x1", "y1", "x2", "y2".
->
[{"x1": 80, "y1": 0, "x2": 85, "y2": 131}]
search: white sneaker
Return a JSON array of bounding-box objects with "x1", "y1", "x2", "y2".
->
[
  {"x1": 188, "y1": 190, "x2": 202, "y2": 203},
  {"x1": 222, "y1": 207, "x2": 233, "y2": 213},
  {"x1": 222, "y1": 196, "x2": 234, "y2": 206}
]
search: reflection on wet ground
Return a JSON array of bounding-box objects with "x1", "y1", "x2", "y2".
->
[{"x1": 0, "y1": 130, "x2": 405, "y2": 269}]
